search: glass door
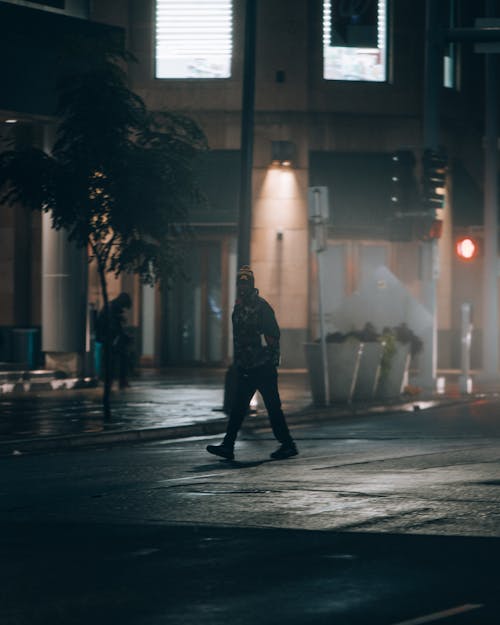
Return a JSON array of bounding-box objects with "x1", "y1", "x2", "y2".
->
[{"x1": 164, "y1": 243, "x2": 223, "y2": 364}]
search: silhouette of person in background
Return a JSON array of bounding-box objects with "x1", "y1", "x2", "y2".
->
[
  {"x1": 207, "y1": 266, "x2": 298, "y2": 461},
  {"x1": 96, "y1": 292, "x2": 132, "y2": 389}
]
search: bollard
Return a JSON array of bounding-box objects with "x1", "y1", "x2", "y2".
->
[{"x1": 458, "y1": 302, "x2": 473, "y2": 394}]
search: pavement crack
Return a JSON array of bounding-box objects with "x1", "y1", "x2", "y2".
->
[
  {"x1": 184, "y1": 488, "x2": 282, "y2": 496},
  {"x1": 330, "y1": 508, "x2": 434, "y2": 531},
  {"x1": 311, "y1": 446, "x2": 496, "y2": 470}
]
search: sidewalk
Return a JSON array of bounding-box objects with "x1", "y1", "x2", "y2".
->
[{"x1": 0, "y1": 368, "x2": 490, "y2": 456}]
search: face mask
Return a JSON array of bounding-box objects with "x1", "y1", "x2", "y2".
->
[{"x1": 237, "y1": 282, "x2": 252, "y2": 298}]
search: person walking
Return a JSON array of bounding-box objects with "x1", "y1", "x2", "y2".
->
[
  {"x1": 96, "y1": 292, "x2": 132, "y2": 389},
  {"x1": 207, "y1": 266, "x2": 298, "y2": 461}
]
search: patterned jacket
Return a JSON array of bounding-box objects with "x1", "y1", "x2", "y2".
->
[{"x1": 232, "y1": 289, "x2": 280, "y2": 370}]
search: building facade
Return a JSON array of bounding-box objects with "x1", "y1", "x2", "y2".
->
[{"x1": 0, "y1": 0, "x2": 494, "y2": 379}]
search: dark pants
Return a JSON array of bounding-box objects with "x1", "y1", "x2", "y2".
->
[
  {"x1": 114, "y1": 345, "x2": 129, "y2": 387},
  {"x1": 223, "y1": 364, "x2": 293, "y2": 448},
  {"x1": 96, "y1": 339, "x2": 130, "y2": 388}
]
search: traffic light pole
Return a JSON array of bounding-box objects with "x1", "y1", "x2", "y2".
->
[
  {"x1": 480, "y1": 2, "x2": 499, "y2": 382},
  {"x1": 420, "y1": 0, "x2": 440, "y2": 392}
]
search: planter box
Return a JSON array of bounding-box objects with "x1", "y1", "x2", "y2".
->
[
  {"x1": 353, "y1": 341, "x2": 385, "y2": 401},
  {"x1": 375, "y1": 342, "x2": 411, "y2": 399},
  {"x1": 304, "y1": 340, "x2": 363, "y2": 405}
]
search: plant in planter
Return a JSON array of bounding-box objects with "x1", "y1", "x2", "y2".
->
[
  {"x1": 379, "y1": 328, "x2": 397, "y2": 379},
  {"x1": 350, "y1": 323, "x2": 387, "y2": 400},
  {"x1": 305, "y1": 322, "x2": 423, "y2": 404},
  {"x1": 377, "y1": 323, "x2": 423, "y2": 399},
  {"x1": 394, "y1": 322, "x2": 424, "y2": 357},
  {"x1": 305, "y1": 329, "x2": 364, "y2": 404}
]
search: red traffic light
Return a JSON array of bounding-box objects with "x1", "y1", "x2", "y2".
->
[{"x1": 456, "y1": 236, "x2": 478, "y2": 261}]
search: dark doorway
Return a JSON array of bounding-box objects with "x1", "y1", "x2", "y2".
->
[{"x1": 163, "y1": 243, "x2": 223, "y2": 364}]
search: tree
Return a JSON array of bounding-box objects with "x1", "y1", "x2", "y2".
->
[{"x1": 0, "y1": 31, "x2": 207, "y2": 419}]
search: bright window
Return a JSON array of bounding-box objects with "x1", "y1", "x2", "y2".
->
[
  {"x1": 155, "y1": 0, "x2": 233, "y2": 79},
  {"x1": 323, "y1": 0, "x2": 387, "y2": 82}
]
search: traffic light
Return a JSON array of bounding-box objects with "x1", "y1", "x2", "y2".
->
[
  {"x1": 422, "y1": 148, "x2": 447, "y2": 208},
  {"x1": 456, "y1": 235, "x2": 479, "y2": 261},
  {"x1": 390, "y1": 150, "x2": 418, "y2": 213},
  {"x1": 412, "y1": 216, "x2": 443, "y2": 241}
]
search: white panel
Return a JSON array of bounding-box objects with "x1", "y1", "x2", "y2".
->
[
  {"x1": 323, "y1": 0, "x2": 387, "y2": 82},
  {"x1": 155, "y1": 0, "x2": 233, "y2": 78}
]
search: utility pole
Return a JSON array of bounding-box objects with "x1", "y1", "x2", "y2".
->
[
  {"x1": 222, "y1": 0, "x2": 257, "y2": 417},
  {"x1": 237, "y1": 0, "x2": 257, "y2": 268}
]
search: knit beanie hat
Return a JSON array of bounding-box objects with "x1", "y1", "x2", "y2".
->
[{"x1": 237, "y1": 265, "x2": 254, "y2": 288}]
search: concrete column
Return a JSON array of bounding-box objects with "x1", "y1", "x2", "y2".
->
[{"x1": 42, "y1": 212, "x2": 88, "y2": 375}]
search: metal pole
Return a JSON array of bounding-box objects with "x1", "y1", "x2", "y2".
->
[
  {"x1": 313, "y1": 189, "x2": 330, "y2": 406},
  {"x1": 481, "y1": 1, "x2": 499, "y2": 381},
  {"x1": 445, "y1": 26, "x2": 500, "y2": 43},
  {"x1": 237, "y1": 0, "x2": 256, "y2": 268},
  {"x1": 317, "y1": 249, "x2": 330, "y2": 405},
  {"x1": 420, "y1": 0, "x2": 440, "y2": 392},
  {"x1": 424, "y1": 0, "x2": 440, "y2": 149},
  {"x1": 459, "y1": 302, "x2": 472, "y2": 394}
]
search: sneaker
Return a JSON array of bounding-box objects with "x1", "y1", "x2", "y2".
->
[
  {"x1": 206, "y1": 443, "x2": 234, "y2": 460},
  {"x1": 270, "y1": 442, "x2": 298, "y2": 460}
]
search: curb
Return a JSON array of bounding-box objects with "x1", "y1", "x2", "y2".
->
[
  {"x1": 0, "y1": 419, "x2": 229, "y2": 456},
  {"x1": 0, "y1": 377, "x2": 98, "y2": 396},
  {"x1": 0, "y1": 396, "x2": 476, "y2": 457}
]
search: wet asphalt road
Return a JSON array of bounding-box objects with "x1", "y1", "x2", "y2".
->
[{"x1": 1, "y1": 398, "x2": 500, "y2": 624}]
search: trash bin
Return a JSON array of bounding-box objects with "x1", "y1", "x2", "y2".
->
[
  {"x1": 94, "y1": 341, "x2": 103, "y2": 379},
  {"x1": 11, "y1": 328, "x2": 41, "y2": 370}
]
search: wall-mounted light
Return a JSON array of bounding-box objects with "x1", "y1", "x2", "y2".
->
[
  {"x1": 4, "y1": 119, "x2": 18, "y2": 124},
  {"x1": 271, "y1": 140, "x2": 295, "y2": 167}
]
